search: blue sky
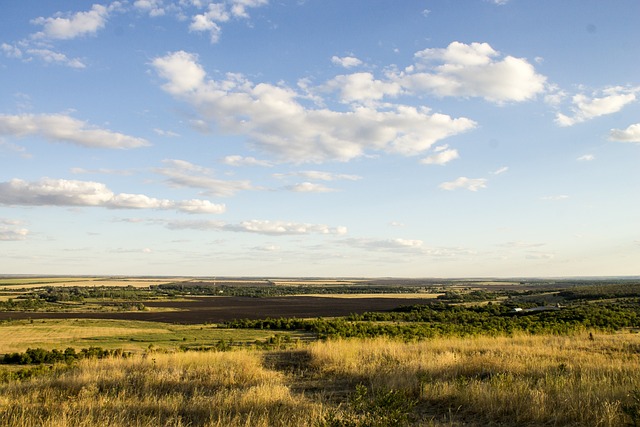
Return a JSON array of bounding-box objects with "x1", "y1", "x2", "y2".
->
[{"x1": 1, "y1": 0, "x2": 639, "y2": 277}]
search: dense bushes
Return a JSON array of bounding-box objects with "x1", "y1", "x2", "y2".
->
[
  {"x1": 226, "y1": 299, "x2": 640, "y2": 340},
  {"x1": 2, "y1": 347, "x2": 129, "y2": 365}
]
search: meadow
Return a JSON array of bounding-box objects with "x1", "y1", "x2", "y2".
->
[{"x1": 0, "y1": 276, "x2": 639, "y2": 426}]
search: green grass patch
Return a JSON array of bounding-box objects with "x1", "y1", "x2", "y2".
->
[{"x1": 0, "y1": 318, "x2": 294, "y2": 353}]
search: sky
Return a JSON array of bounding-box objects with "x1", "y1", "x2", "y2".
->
[{"x1": 0, "y1": 0, "x2": 639, "y2": 278}]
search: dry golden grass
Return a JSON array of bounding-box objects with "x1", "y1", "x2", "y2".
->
[
  {"x1": 308, "y1": 332, "x2": 640, "y2": 426},
  {"x1": 1, "y1": 332, "x2": 639, "y2": 426},
  {"x1": 0, "y1": 351, "x2": 324, "y2": 427}
]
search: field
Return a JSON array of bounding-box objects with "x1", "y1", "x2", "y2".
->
[
  {"x1": 0, "y1": 276, "x2": 639, "y2": 426},
  {"x1": 0, "y1": 319, "x2": 294, "y2": 353}
]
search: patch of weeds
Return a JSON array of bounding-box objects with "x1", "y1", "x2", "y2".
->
[{"x1": 319, "y1": 384, "x2": 417, "y2": 427}]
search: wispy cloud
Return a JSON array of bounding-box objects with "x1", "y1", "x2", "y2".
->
[
  {"x1": 156, "y1": 159, "x2": 255, "y2": 197},
  {"x1": 577, "y1": 154, "x2": 595, "y2": 161},
  {"x1": 285, "y1": 182, "x2": 337, "y2": 193},
  {"x1": 273, "y1": 171, "x2": 361, "y2": 181},
  {"x1": 0, "y1": 113, "x2": 149, "y2": 149},
  {"x1": 439, "y1": 177, "x2": 487, "y2": 191},
  {"x1": 0, "y1": 219, "x2": 29, "y2": 241},
  {"x1": 222, "y1": 155, "x2": 273, "y2": 167},
  {"x1": 166, "y1": 219, "x2": 348, "y2": 236}
]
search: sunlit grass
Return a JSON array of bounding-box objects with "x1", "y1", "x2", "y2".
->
[{"x1": 0, "y1": 319, "x2": 294, "y2": 353}]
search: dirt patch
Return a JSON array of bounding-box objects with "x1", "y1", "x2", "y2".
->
[{"x1": 0, "y1": 296, "x2": 429, "y2": 324}]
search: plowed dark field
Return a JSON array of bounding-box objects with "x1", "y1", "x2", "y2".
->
[{"x1": 0, "y1": 296, "x2": 432, "y2": 324}]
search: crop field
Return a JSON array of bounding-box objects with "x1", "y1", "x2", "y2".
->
[{"x1": 0, "y1": 295, "x2": 439, "y2": 323}]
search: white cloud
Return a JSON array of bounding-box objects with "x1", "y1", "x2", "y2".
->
[
  {"x1": 134, "y1": 0, "x2": 166, "y2": 17},
  {"x1": 152, "y1": 51, "x2": 476, "y2": 163},
  {"x1": 286, "y1": 182, "x2": 337, "y2": 193},
  {"x1": 389, "y1": 221, "x2": 405, "y2": 227},
  {"x1": 166, "y1": 219, "x2": 347, "y2": 236},
  {"x1": 156, "y1": 159, "x2": 254, "y2": 197},
  {"x1": 31, "y1": 4, "x2": 110, "y2": 40},
  {"x1": 188, "y1": 0, "x2": 267, "y2": 43},
  {"x1": 420, "y1": 147, "x2": 459, "y2": 165},
  {"x1": 0, "y1": 113, "x2": 149, "y2": 149},
  {"x1": 0, "y1": 178, "x2": 225, "y2": 214},
  {"x1": 439, "y1": 177, "x2": 487, "y2": 191},
  {"x1": 222, "y1": 155, "x2": 273, "y2": 167},
  {"x1": 326, "y1": 72, "x2": 403, "y2": 104},
  {"x1": 492, "y1": 166, "x2": 509, "y2": 175},
  {"x1": 0, "y1": 140, "x2": 31, "y2": 159},
  {"x1": 1, "y1": 43, "x2": 22, "y2": 59},
  {"x1": 26, "y1": 49, "x2": 86, "y2": 68},
  {"x1": 331, "y1": 55, "x2": 363, "y2": 68},
  {"x1": 230, "y1": 0, "x2": 268, "y2": 18},
  {"x1": 555, "y1": 89, "x2": 637, "y2": 127},
  {"x1": 400, "y1": 41, "x2": 546, "y2": 103},
  {"x1": 340, "y1": 237, "x2": 473, "y2": 257},
  {"x1": 609, "y1": 123, "x2": 640, "y2": 143},
  {"x1": 153, "y1": 128, "x2": 180, "y2": 137},
  {"x1": 577, "y1": 154, "x2": 595, "y2": 161},
  {"x1": 0, "y1": 219, "x2": 29, "y2": 241}
]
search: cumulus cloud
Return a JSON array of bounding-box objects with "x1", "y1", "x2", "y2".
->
[
  {"x1": 134, "y1": 0, "x2": 166, "y2": 17},
  {"x1": 222, "y1": 155, "x2": 273, "y2": 167},
  {"x1": 555, "y1": 88, "x2": 637, "y2": 127},
  {"x1": 326, "y1": 72, "x2": 403, "y2": 104},
  {"x1": 189, "y1": 0, "x2": 267, "y2": 43},
  {"x1": 577, "y1": 154, "x2": 595, "y2": 161},
  {"x1": 166, "y1": 219, "x2": 347, "y2": 236},
  {"x1": 439, "y1": 177, "x2": 487, "y2": 191},
  {"x1": 0, "y1": 178, "x2": 225, "y2": 214},
  {"x1": 31, "y1": 4, "x2": 110, "y2": 40},
  {"x1": 609, "y1": 123, "x2": 640, "y2": 143},
  {"x1": 0, "y1": 219, "x2": 29, "y2": 241},
  {"x1": 156, "y1": 159, "x2": 254, "y2": 197},
  {"x1": 420, "y1": 145, "x2": 459, "y2": 165},
  {"x1": 0, "y1": 113, "x2": 149, "y2": 149},
  {"x1": 152, "y1": 51, "x2": 476, "y2": 163},
  {"x1": 331, "y1": 55, "x2": 363, "y2": 68},
  {"x1": 398, "y1": 41, "x2": 546, "y2": 103}
]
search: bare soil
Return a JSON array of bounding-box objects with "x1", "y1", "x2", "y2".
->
[{"x1": 0, "y1": 295, "x2": 431, "y2": 324}]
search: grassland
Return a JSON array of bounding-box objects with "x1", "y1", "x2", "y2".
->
[
  {"x1": 0, "y1": 333, "x2": 639, "y2": 426},
  {"x1": 0, "y1": 319, "x2": 296, "y2": 353},
  {"x1": 0, "y1": 276, "x2": 639, "y2": 425}
]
